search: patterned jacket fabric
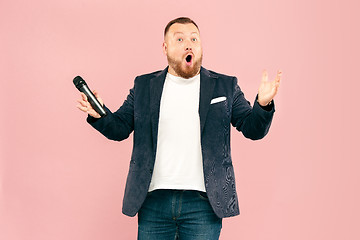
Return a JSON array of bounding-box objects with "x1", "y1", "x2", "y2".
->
[{"x1": 87, "y1": 66, "x2": 275, "y2": 218}]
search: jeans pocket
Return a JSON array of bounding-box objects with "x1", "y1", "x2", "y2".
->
[{"x1": 197, "y1": 191, "x2": 209, "y2": 201}]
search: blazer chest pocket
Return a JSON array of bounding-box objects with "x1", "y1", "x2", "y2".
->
[
  {"x1": 209, "y1": 97, "x2": 230, "y2": 119},
  {"x1": 210, "y1": 96, "x2": 226, "y2": 104}
]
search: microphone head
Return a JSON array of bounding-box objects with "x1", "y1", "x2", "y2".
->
[{"x1": 73, "y1": 76, "x2": 86, "y2": 89}]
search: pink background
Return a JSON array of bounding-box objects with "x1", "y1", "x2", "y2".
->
[{"x1": 1, "y1": 0, "x2": 359, "y2": 239}]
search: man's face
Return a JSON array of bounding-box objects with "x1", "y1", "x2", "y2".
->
[{"x1": 163, "y1": 23, "x2": 203, "y2": 79}]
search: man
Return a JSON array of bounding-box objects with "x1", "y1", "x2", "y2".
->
[{"x1": 77, "y1": 17, "x2": 281, "y2": 240}]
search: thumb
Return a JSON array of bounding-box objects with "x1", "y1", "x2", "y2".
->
[
  {"x1": 93, "y1": 89, "x2": 99, "y2": 98},
  {"x1": 93, "y1": 90, "x2": 104, "y2": 106}
]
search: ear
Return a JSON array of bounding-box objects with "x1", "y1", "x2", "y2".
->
[{"x1": 162, "y1": 42, "x2": 167, "y2": 55}]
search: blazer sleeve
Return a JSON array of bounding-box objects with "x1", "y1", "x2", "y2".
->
[
  {"x1": 230, "y1": 77, "x2": 275, "y2": 140},
  {"x1": 86, "y1": 87, "x2": 135, "y2": 141}
]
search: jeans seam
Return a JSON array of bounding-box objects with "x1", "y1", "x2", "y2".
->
[
  {"x1": 177, "y1": 191, "x2": 184, "y2": 219},
  {"x1": 171, "y1": 192, "x2": 176, "y2": 220}
]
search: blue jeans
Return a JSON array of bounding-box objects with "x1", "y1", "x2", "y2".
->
[{"x1": 137, "y1": 189, "x2": 222, "y2": 240}]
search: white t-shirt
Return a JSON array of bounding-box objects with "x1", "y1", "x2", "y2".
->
[{"x1": 148, "y1": 72, "x2": 206, "y2": 192}]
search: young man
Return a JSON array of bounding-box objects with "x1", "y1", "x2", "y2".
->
[{"x1": 77, "y1": 17, "x2": 281, "y2": 240}]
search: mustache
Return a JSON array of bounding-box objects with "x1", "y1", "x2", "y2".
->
[{"x1": 183, "y1": 51, "x2": 194, "y2": 58}]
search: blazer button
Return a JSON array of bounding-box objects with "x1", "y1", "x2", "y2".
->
[{"x1": 149, "y1": 169, "x2": 153, "y2": 174}]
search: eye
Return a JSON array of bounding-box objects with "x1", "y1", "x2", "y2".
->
[
  {"x1": 177, "y1": 38, "x2": 183, "y2": 42},
  {"x1": 192, "y1": 38, "x2": 197, "y2": 42}
]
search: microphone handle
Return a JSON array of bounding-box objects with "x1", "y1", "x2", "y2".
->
[{"x1": 80, "y1": 85, "x2": 107, "y2": 117}]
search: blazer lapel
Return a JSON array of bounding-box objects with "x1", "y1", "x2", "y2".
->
[
  {"x1": 199, "y1": 67, "x2": 217, "y2": 133},
  {"x1": 150, "y1": 67, "x2": 168, "y2": 152}
]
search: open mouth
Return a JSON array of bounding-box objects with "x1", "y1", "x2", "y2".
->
[{"x1": 185, "y1": 54, "x2": 193, "y2": 64}]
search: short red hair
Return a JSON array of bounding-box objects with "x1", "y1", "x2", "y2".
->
[{"x1": 164, "y1": 17, "x2": 199, "y2": 37}]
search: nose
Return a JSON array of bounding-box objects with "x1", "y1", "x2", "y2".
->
[{"x1": 185, "y1": 39, "x2": 192, "y2": 51}]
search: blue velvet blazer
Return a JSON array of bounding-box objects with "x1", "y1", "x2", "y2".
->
[{"x1": 87, "y1": 66, "x2": 275, "y2": 218}]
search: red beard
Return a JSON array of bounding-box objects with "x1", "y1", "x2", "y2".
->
[{"x1": 167, "y1": 53, "x2": 202, "y2": 79}]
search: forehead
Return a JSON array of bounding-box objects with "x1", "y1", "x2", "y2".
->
[{"x1": 167, "y1": 23, "x2": 200, "y2": 36}]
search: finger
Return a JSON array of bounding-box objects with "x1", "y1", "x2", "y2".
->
[
  {"x1": 262, "y1": 69, "x2": 268, "y2": 82},
  {"x1": 80, "y1": 92, "x2": 88, "y2": 101},
  {"x1": 77, "y1": 99, "x2": 88, "y2": 108},
  {"x1": 93, "y1": 90, "x2": 100, "y2": 99},
  {"x1": 76, "y1": 104, "x2": 88, "y2": 112},
  {"x1": 93, "y1": 90, "x2": 104, "y2": 106},
  {"x1": 98, "y1": 97, "x2": 104, "y2": 106},
  {"x1": 276, "y1": 70, "x2": 282, "y2": 83}
]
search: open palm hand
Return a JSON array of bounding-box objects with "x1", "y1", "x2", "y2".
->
[{"x1": 257, "y1": 70, "x2": 282, "y2": 106}]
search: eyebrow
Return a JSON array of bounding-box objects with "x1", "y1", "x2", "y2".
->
[{"x1": 173, "y1": 31, "x2": 199, "y2": 36}]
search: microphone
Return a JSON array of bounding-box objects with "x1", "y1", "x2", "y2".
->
[{"x1": 73, "y1": 76, "x2": 107, "y2": 117}]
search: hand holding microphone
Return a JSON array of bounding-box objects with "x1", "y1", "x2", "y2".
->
[{"x1": 74, "y1": 76, "x2": 107, "y2": 118}]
